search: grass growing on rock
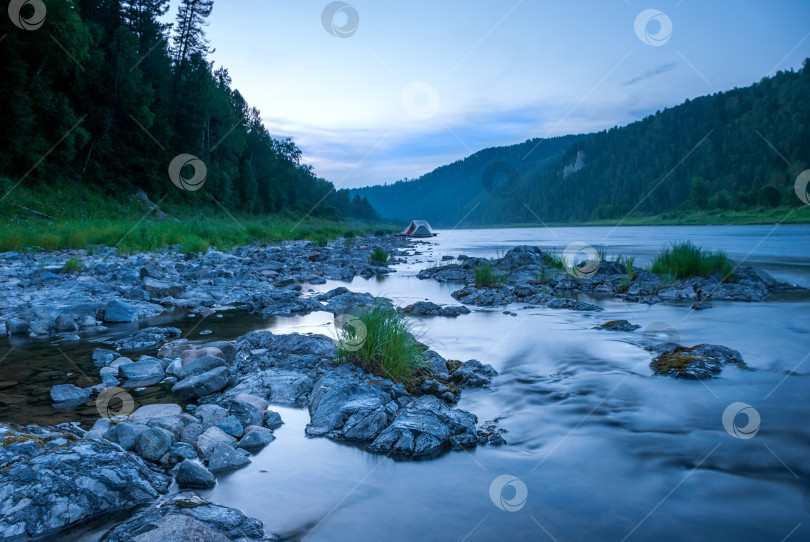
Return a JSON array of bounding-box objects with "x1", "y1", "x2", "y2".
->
[
  {"x1": 335, "y1": 304, "x2": 422, "y2": 384},
  {"x1": 61, "y1": 258, "x2": 83, "y2": 273},
  {"x1": 368, "y1": 247, "x2": 389, "y2": 264},
  {"x1": 474, "y1": 261, "x2": 505, "y2": 287},
  {"x1": 651, "y1": 241, "x2": 732, "y2": 280}
]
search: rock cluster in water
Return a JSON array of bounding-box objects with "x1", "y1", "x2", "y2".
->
[{"x1": 417, "y1": 245, "x2": 801, "y2": 308}]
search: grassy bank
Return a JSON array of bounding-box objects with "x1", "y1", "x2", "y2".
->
[{"x1": 0, "y1": 181, "x2": 397, "y2": 252}]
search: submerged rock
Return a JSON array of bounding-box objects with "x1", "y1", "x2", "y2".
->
[
  {"x1": 120, "y1": 360, "x2": 165, "y2": 381},
  {"x1": 49, "y1": 383, "x2": 91, "y2": 404},
  {"x1": 114, "y1": 327, "x2": 182, "y2": 353},
  {"x1": 649, "y1": 342, "x2": 747, "y2": 379},
  {"x1": 596, "y1": 319, "x2": 641, "y2": 332}
]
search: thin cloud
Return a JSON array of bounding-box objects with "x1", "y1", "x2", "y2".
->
[{"x1": 622, "y1": 62, "x2": 677, "y2": 87}]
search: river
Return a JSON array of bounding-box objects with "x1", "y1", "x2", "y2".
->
[{"x1": 4, "y1": 225, "x2": 809, "y2": 541}]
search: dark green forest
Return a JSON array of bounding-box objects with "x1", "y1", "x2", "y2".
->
[
  {"x1": 0, "y1": 0, "x2": 378, "y2": 221},
  {"x1": 355, "y1": 62, "x2": 810, "y2": 227}
]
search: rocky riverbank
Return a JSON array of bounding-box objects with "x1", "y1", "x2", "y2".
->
[
  {"x1": 0, "y1": 235, "x2": 509, "y2": 540},
  {"x1": 0, "y1": 235, "x2": 412, "y2": 338}
]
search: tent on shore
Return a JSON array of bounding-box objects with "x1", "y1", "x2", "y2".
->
[{"x1": 399, "y1": 220, "x2": 436, "y2": 237}]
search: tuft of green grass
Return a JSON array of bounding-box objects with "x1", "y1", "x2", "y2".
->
[
  {"x1": 61, "y1": 257, "x2": 83, "y2": 273},
  {"x1": 543, "y1": 253, "x2": 565, "y2": 270},
  {"x1": 474, "y1": 261, "x2": 505, "y2": 287},
  {"x1": 651, "y1": 241, "x2": 732, "y2": 280},
  {"x1": 616, "y1": 254, "x2": 637, "y2": 278},
  {"x1": 336, "y1": 304, "x2": 422, "y2": 384},
  {"x1": 312, "y1": 236, "x2": 328, "y2": 247},
  {"x1": 369, "y1": 246, "x2": 389, "y2": 263}
]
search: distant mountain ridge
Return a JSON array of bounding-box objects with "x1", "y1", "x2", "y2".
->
[{"x1": 354, "y1": 60, "x2": 810, "y2": 227}]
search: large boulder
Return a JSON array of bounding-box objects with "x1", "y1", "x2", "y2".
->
[
  {"x1": 6, "y1": 318, "x2": 29, "y2": 335},
  {"x1": 171, "y1": 367, "x2": 231, "y2": 399},
  {"x1": 142, "y1": 277, "x2": 185, "y2": 299},
  {"x1": 104, "y1": 299, "x2": 139, "y2": 323},
  {"x1": 175, "y1": 460, "x2": 216, "y2": 489},
  {"x1": 306, "y1": 365, "x2": 401, "y2": 442},
  {"x1": 99, "y1": 492, "x2": 266, "y2": 542},
  {"x1": 369, "y1": 395, "x2": 479, "y2": 457},
  {"x1": 180, "y1": 347, "x2": 225, "y2": 366},
  {"x1": 194, "y1": 404, "x2": 228, "y2": 430},
  {"x1": 207, "y1": 442, "x2": 250, "y2": 473},
  {"x1": 195, "y1": 427, "x2": 237, "y2": 460},
  {"x1": 228, "y1": 394, "x2": 268, "y2": 427},
  {"x1": 103, "y1": 422, "x2": 148, "y2": 451},
  {"x1": 176, "y1": 355, "x2": 226, "y2": 380},
  {"x1": 0, "y1": 427, "x2": 170, "y2": 540},
  {"x1": 134, "y1": 427, "x2": 174, "y2": 462},
  {"x1": 237, "y1": 426, "x2": 276, "y2": 450},
  {"x1": 201, "y1": 341, "x2": 237, "y2": 363}
]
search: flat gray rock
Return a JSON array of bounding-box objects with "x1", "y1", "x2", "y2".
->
[
  {"x1": 129, "y1": 403, "x2": 183, "y2": 424},
  {"x1": 171, "y1": 367, "x2": 231, "y2": 399},
  {"x1": 50, "y1": 383, "x2": 90, "y2": 403}
]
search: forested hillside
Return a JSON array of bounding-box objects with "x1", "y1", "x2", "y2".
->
[
  {"x1": 354, "y1": 135, "x2": 585, "y2": 225},
  {"x1": 355, "y1": 62, "x2": 810, "y2": 226},
  {"x1": 0, "y1": 0, "x2": 376, "y2": 221}
]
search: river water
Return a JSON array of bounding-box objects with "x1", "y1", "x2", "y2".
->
[{"x1": 4, "y1": 225, "x2": 810, "y2": 542}]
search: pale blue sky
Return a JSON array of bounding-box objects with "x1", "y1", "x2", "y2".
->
[{"x1": 181, "y1": 1, "x2": 810, "y2": 188}]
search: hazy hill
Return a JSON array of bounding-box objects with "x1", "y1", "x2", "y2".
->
[{"x1": 354, "y1": 61, "x2": 810, "y2": 227}]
